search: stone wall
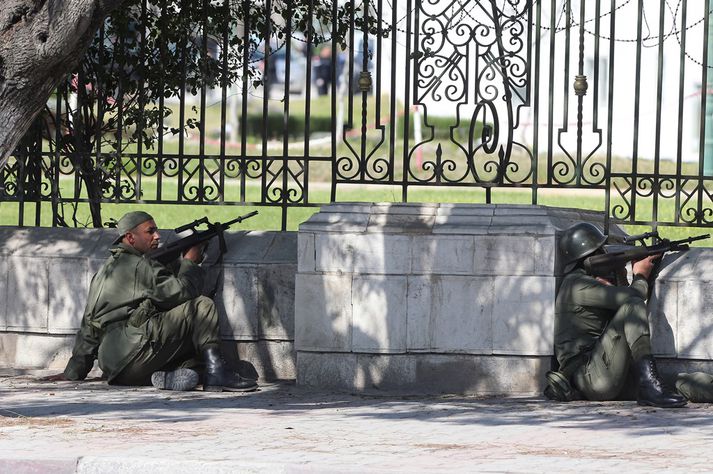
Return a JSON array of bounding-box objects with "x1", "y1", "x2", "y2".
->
[
  {"x1": 2, "y1": 205, "x2": 713, "y2": 395},
  {"x1": 295, "y1": 203, "x2": 603, "y2": 394},
  {"x1": 295, "y1": 203, "x2": 713, "y2": 395},
  {"x1": 0, "y1": 227, "x2": 297, "y2": 380}
]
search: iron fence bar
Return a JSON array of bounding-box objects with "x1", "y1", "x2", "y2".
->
[
  {"x1": 347, "y1": 3, "x2": 355, "y2": 136},
  {"x1": 136, "y1": 0, "x2": 148, "y2": 203},
  {"x1": 329, "y1": 0, "x2": 337, "y2": 202},
  {"x1": 359, "y1": 0, "x2": 369, "y2": 184},
  {"x1": 651, "y1": 0, "x2": 667, "y2": 232},
  {"x1": 604, "y1": 0, "x2": 617, "y2": 234},
  {"x1": 592, "y1": 0, "x2": 602, "y2": 160},
  {"x1": 260, "y1": 0, "x2": 271, "y2": 205},
  {"x1": 51, "y1": 84, "x2": 63, "y2": 226},
  {"x1": 281, "y1": 0, "x2": 294, "y2": 231},
  {"x1": 95, "y1": 24, "x2": 106, "y2": 202},
  {"x1": 698, "y1": 1, "x2": 710, "y2": 226},
  {"x1": 401, "y1": 0, "x2": 413, "y2": 202},
  {"x1": 546, "y1": 0, "x2": 556, "y2": 186},
  {"x1": 532, "y1": 0, "x2": 541, "y2": 205},
  {"x1": 157, "y1": 0, "x2": 167, "y2": 201},
  {"x1": 303, "y1": 0, "x2": 314, "y2": 206},
  {"x1": 178, "y1": 0, "x2": 188, "y2": 202},
  {"x1": 199, "y1": 0, "x2": 209, "y2": 203},
  {"x1": 557, "y1": 0, "x2": 573, "y2": 186},
  {"x1": 33, "y1": 151, "x2": 334, "y2": 162},
  {"x1": 388, "y1": 0, "x2": 398, "y2": 187},
  {"x1": 630, "y1": 0, "x2": 644, "y2": 224},
  {"x1": 32, "y1": 127, "x2": 41, "y2": 226},
  {"x1": 575, "y1": 0, "x2": 586, "y2": 179},
  {"x1": 375, "y1": 0, "x2": 383, "y2": 143},
  {"x1": 115, "y1": 27, "x2": 125, "y2": 204},
  {"x1": 219, "y1": 0, "x2": 229, "y2": 204},
  {"x1": 17, "y1": 142, "x2": 25, "y2": 227},
  {"x1": 240, "y1": 0, "x2": 249, "y2": 203},
  {"x1": 675, "y1": 0, "x2": 689, "y2": 225}
]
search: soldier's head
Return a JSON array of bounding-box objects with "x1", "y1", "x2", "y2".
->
[
  {"x1": 559, "y1": 222, "x2": 607, "y2": 273},
  {"x1": 114, "y1": 211, "x2": 160, "y2": 254}
]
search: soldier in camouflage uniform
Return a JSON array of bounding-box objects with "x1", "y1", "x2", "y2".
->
[
  {"x1": 552, "y1": 222, "x2": 686, "y2": 408},
  {"x1": 59, "y1": 211, "x2": 257, "y2": 392}
]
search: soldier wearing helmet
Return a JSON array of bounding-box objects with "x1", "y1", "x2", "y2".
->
[{"x1": 550, "y1": 222, "x2": 686, "y2": 407}]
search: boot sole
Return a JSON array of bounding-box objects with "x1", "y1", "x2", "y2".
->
[
  {"x1": 203, "y1": 383, "x2": 258, "y2": 393},
  {"x1": 151, "y1": 368, "x2": 199, "y2": 391},
  {"x1": 637, "y1": 399, "x2": 687, "y2": 408}
]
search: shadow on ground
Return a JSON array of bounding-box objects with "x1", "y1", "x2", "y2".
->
[{"x1": 0, "y1": 377, "x2": 711, "y2": 437}]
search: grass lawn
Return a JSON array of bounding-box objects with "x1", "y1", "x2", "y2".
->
[{"x1": 2, "y1": 183, "x2": 711, "y2": 246}]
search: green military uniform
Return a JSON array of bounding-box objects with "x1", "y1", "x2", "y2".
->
[
  {"x1": 64, "y1": 243, "x2": 221, "y2": 384},
  {"x1": 554, "y1": 268, "x2": 652, "y2": 400},
  {"x1": 675, "y1": 372, "x2": 713, "y2": 402}
]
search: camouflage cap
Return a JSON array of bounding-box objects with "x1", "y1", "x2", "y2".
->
[{"x1": 113, "y1": 211, "x2": 154, "y2": 244}]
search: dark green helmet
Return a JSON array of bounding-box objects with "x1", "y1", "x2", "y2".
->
[{"x1": 559, "y1": 222, "x2": 607, "y2": 268}]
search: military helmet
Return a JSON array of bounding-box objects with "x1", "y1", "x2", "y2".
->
[{"x1": 559, "y1": 222, "x2": 607, "y2": 268}]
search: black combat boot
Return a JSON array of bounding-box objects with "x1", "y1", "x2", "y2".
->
[
  {"x1": 151, "y1": 368, "x2": 199, "y2": 391},
  {"x1": 203, "y1": 347, "x2": 258, "y2": 392},
  {"x1": 636, "y1": 356, "x2": 687, "y2": 408}
]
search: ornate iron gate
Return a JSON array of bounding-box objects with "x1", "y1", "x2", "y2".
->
[{"x1": 2, "y1": 0, "x2": 713, "y2": 231}]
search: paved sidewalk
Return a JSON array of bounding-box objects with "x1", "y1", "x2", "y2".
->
[{"x1": 0, "y1": 376, "x2": 712, "y2": 473}]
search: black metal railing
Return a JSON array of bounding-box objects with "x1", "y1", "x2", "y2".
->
[{"x1": 3, "y1": 0, "x2": 713, "y2": 232}]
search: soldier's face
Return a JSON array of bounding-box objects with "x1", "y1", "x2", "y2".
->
[{"x1": 127, "y1": 219, "x2": 161, "y2": 254}]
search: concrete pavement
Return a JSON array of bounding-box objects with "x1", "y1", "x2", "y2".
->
[{"x1": 1, "y1": 375, "x2": 712, "y2": 473}]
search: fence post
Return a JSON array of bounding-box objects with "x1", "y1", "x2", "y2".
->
[{"x1": 706, "y1": 0, "x2": 713, "y2": 176}]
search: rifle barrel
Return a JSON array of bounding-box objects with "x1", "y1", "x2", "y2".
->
[
  {"x1": 221, "y1": 210, "x2": 259, "y2": 228},
  {"x1": 669, "y1": 233, "x2": 710, "y2": 247}
]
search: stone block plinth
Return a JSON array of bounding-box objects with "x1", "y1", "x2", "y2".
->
[
  {"x1": 0, "y1": 226, "x2": 297, "y2": 380},
  {"x1": 294, "y1": 203, "x2": 606, "y2": 395}
]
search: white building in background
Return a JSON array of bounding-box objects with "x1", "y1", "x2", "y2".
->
[{"x1": 366, "y1": 0, "x2": 712, "y2": 166}]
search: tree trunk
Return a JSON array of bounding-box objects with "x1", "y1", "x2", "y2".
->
[{"x1": 0, "y1": 0, "x2": 128, "y2": 171}]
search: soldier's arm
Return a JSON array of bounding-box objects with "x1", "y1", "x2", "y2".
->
[
  {"x1": 62, "y1": 315, "x2": 100, "y2": 381},
  {"x1": 144, "y1": 257, "x2": 205, "y2": 309},
  {"x1": 569, "y1": 273, "x2": 649, "y2": 310}
]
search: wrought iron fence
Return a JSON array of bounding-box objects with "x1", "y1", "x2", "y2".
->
[{"x1": 3, "y1": 0, "x2": 713, "y2": 231}]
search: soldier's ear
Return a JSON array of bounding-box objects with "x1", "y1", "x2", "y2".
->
[{"x1": 125, "y1": 232, "x2": 135, "y2": 245}]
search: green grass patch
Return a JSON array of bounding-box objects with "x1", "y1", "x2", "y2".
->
[{"x1": 3, "y1": 183, "x2": 711, "y2": 246}]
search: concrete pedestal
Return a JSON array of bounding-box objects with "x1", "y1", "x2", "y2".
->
[
  {"x1": 0, "y1": 227, "x2": 297, "y2": 380},
  {"x1": 295, "y1": 203, "x2": 618, "y2": 394}
]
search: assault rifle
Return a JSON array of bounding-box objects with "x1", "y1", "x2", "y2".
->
[
  {"x1": 148, "y1": 211, "x2": 258, "y2": 265},
  {"x1": 583, "y1": 231, "x2": 710, "y2": 277}
]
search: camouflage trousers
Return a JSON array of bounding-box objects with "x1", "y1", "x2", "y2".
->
[
  {"x1": 113, "y1": 295, "x2": 221, "y2": 385},
  {"x1": 572, "y1": 296, "x2": 650, "y2": 400},
  {"x1": 570, "y1": 295, "x2": 713, "y2": 403}
]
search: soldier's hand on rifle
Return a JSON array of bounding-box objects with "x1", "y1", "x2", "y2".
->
[
  {"x1": 595, "y1": 277, "x2": 614, "y2": 286},
  {"x1": 632, "y1": 253, "x2": 662, "y2": 280},
  {"x1": 183, "y1": 243, "x2": 206, "y2": 263}
]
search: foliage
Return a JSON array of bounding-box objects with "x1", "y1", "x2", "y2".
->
[{"x1": 37, "y1": 0, "x2": 380, "y2": 227}]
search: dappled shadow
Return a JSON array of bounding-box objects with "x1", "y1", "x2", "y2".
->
[{"x1": 2, "y1": 378, "x2": 713, "y2": 436}]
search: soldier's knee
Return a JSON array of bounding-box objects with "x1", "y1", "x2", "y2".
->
[
  {"x1": 194, "y1": 295, "x2": 215, "y2": 309},
  {"x1": 192, "y1": 295, "x2": 218, "y2": 320}
]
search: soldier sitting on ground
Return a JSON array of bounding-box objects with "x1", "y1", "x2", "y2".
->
[
  {"x1": 548, "y1": 222, "x2": 686, "y2": 408},
  {"x1": 48, "y1": 211, "x2": 257, "y2": 392}
]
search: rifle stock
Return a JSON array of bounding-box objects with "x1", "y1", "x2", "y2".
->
[
  {"x1": 148, "y1": 211, "x2": 258, "y2": 265},
  {"x1": 583, "y1": 233, "x2": 710, "y2": 277}
]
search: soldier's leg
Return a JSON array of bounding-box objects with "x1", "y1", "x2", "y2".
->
[
  {"x1": 573, "y1": 296, "x2": 650, "y2": 400},
  {"x1": 575, "y1": 296, "x2": 685, "y2": 407},
  {"x1": 676, "y1": 372, "x2": 713, "y2": 402},
  {"x1": 114, "y1": 296, "x2": 221, "y2": 386}
]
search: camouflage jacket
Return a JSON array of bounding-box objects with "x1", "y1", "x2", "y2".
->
[
  {"x1": 554, "y1": 268, "x2": 649, "y2": 377},
  {"x1": 63, "y1": 243, "x2": 204, "y2": 381}
]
